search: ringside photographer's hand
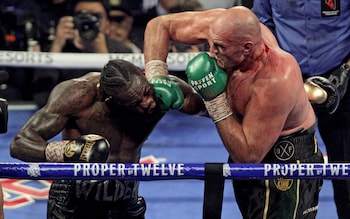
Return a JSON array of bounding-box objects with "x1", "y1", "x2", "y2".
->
[
  {"x1": 73, "y1": 31, "x2": 108, "y2": 53},
  {"x1": 50, "y1": 16, "x2": 75, "y2": 52}
]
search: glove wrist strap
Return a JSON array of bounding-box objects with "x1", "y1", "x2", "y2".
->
[
  {"x1": 204, "y1": 92, "x2": 233, "y2": 123},
  {"x1": 145, "y1": 60, "x2": 168, "y2": 80},
  {"x1": 45, "y1": 141, "x2": 68, "y2": 162}
]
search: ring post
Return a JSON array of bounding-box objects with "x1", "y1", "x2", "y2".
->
[{"x1": 203, "y1": 163, "x2": 225, "y2": 219}]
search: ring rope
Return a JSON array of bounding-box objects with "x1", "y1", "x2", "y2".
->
[
  {"x1": 0, "y1": 50, "x2": 199, "y2": 70},
  {"x1": 0, "y1": 162, "x2": 349, "y2": 180}
]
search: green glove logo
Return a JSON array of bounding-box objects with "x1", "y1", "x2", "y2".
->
[
  {"x1": 189, "y1": 71, "x2": 219, "y2": 92},
  {"x1": 186, "y1": 53, "x2": 227, "y2": 100},
  {"x1": 149, "y1": 76, "x2": 184, "y2": 111}
]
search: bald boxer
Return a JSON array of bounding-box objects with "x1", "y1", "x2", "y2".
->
[
  {"x1": 143, "y1": 6, "x2": 324, "y2": 218},
  {"x1": 10, "y1": 59, "x2": 205, "y2": 219}
]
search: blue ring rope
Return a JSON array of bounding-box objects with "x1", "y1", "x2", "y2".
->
[{"x1": 0, "y1": 162, "x2": 348, "y2": 180}]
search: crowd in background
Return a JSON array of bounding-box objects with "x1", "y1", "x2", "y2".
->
[
  {"x1": 0, "y1": 1, "x2": 349, "y2": 219},
  {"x1": 0, "y1": 0, "x2": 252, "y2": 106}
]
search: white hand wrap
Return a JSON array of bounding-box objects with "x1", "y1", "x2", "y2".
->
[
  {"x1": 144, "y1": 60, "x2": 168, "y2": 80},
  {"x1": 45, "y1": 141, "x2": 69, "y2": 162},
  {"x1": 204, "y1": 92, "x2": 233, "y2": 123}
]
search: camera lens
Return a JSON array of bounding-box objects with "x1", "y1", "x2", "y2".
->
[{"x1": 73, "y1": 10, "x2": 101, "y2": 41}]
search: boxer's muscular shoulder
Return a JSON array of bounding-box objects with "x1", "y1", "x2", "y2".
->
[
  {"x1": 260, "y1": 23, "x2": 280, "y2": 49},
  {"x1": 80, "y1": 72, "x2": 101, "y2": 81},
  {"x1": 46, "y1": 74, "x2": 99, "y2": 113}
]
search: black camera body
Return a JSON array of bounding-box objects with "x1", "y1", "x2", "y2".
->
[{"x1": 73, "y1": 10, "x2": 102, "y2": 41}]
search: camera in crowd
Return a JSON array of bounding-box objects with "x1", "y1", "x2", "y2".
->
[{"x1": 73, "y1": 10, "x2": 102, "y2": 41}]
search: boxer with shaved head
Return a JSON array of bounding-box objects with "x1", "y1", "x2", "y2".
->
[{"x1": 144, "y1": 6, "x2": 324, "y2": 218}]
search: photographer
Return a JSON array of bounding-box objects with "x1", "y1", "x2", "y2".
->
[
  {"x1": 49, "y1": 0, "x2": 132, "y2": 53},
  {"x1": 32, "y1": 0, "x2": 131, "y2": 107},
  {"x1": 106, "y1": 5, "x2": 141, "y2": 53}
]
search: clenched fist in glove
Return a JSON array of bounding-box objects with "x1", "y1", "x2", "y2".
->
[
  {"x1": 149, "y1": 75, "x2": 184, "y2": 111},
  {"x1": 145, "y1": 60, "x2": 184, "y2": 111},
  {"x1": 328, "y1": 63, "x2": 350, "y2": 100},
  {"x1": 186, "y1": 53, "x2": 232, "y2": 123},
  {"x1": 305, "y1": 76, "x2": 340, "y2": 114},
  {"x1": 45, "y1": 134, "x2": 110, "y2": 162},
  {"x1": 304, "y1": 63, "x2": 350, "y2": 114}
]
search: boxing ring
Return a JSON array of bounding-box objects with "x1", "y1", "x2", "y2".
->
[
  {"x1": 0, "y1": 50, "x2": 198, "y2": 71},
  {"x1": 0, "y1": 51, "x2": 339, "y2": 218},
  {"x1": 0, "y1": 162, "x2": 346, "y2": 219},
  {"x1": 1, "y1": 162, "x2": 350, "y2": 181}
]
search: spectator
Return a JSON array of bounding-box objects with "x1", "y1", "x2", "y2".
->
[
  {"x1": 132, "y1": 0, "x2": 179, "y2": 50},
  {"x1": 232, "y1": 0, "x2": 254, "y2": 8},
  {"x1": 168, "y1": 0, "x2": 205, "y2": 53},
  {"x1": 0, "y1": 0, "x2": 41, "y2": 102},
  {"x1": 49, "y1": 0, "x2": 129, "y2": 53},
  {"x1": 32, "y1": 0, "x2": 130, "y2": 107},
  {"x1": 253, "y1": 1, "x2": 350, "y2": 218},
  {"x1": 143, "y1": 0, "x2": 179, "y2": 19},
  {"x1": 169, "y1": 0, "x2": 203, "y2": 12},
  {"x1": 106, "y1": 5, "x2": 141, "y2": 53},
  {"x1": 166, "y1": 0, "x2": 206, "y2": 82},
  {"x1": 35, "y1": 0, "x2": 73, "y2": 52}
]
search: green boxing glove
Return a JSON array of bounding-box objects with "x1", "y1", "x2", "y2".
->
[
  {"x1": 186, "y1": 53, "x2": 232, "y2": 123},
  {"x1": 149, "y1": 75, "x2": 184, "y2": 111},
  {"x1": 186, "y1": 52, "x2": 228, "y2": 100}
]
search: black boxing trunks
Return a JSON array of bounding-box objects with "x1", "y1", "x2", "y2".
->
[
  {"x1": 230, "y1": 124, "x2": 324, "y2": 219},
  {"x1": 47, "y1": 179, "x2": 146, "y2": 219}
]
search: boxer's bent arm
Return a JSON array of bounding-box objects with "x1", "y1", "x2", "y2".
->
[
  {"x1": 10, "y1": 79, "x2": 95, "y2": 162},
  {"x1": 10, "y1": 108, "x2": 69, "y2": 162},
  {"x1": 10, "y1": 81, "x2": 73, "y2": 162},
  {"x1": 144, "y1": 9, "x2": 224, "y2": 63},
  {"x1": 215, "y1": 75, "x2": 303, "y2": 163}
]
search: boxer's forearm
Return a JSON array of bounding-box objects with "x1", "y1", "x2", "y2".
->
[{"x1": 144, "y1": 17, "x2": 171, "y2": 64}]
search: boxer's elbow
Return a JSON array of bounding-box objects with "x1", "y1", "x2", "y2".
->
[
  {"x1": 10, "y1": 137, "x2": 23, "y2": 160},
  {"x1": 233, "y1": 154, "x2": 262, "y2": 164},
  {"x1": 229, "y1": 147, "x2": 264, "y2": 164},
  {"x1": 181, "y1": 93, "x2": 206, "y2": 115},
  {"x1": 10, "y1": 134, "x2": 45, "y2": 162}
]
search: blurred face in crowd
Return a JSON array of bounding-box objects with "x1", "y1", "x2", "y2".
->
[
  {"x1": 74, "y1": 1, "x2": 109, "y2": 34},
  {"x1": 159, "y1": 0, "x2": 179, "y2": 11},
  {"x1": 108, "y1": 9, "x2": 133, "y2": 42}
]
